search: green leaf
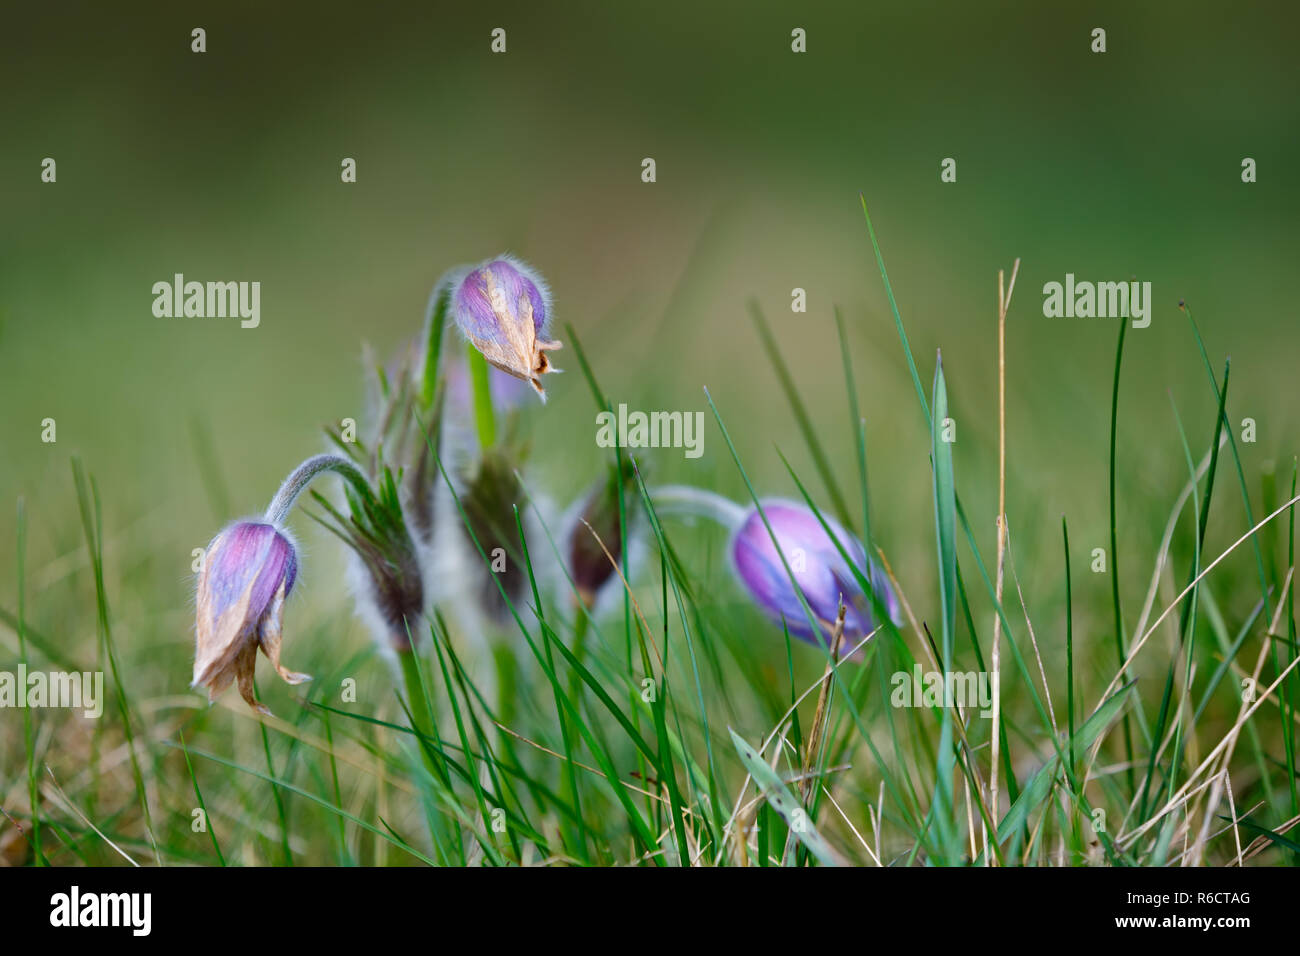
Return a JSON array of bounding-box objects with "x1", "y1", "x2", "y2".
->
[
  {"x1": 994, "y1": 683, "x2": 1136, "y2": 844},
  {"x1": 729, "y1": 728, "x2": 842, "y2": 867},
  {"x1": 929, "y1": 354, "x2": 960, "y2": 863},
  {"x1": 1225, "y1": 815, "x2": 1300, "y2": 857}
]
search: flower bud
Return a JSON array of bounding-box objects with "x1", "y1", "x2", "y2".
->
[
  {"x1": 318, "y1": 467, "x2": 426, "y2": 653},
  {"x1": 192, "y1": 521, "x2": 309, "y2": 714},
  {"x1": 459, "y1": 448, "x2": 528, "y2": 623},
  {"x1": 348, "y1": 543, "x2": 425, "y2": 652},
  {"x1": 566, "y1": 461, "x2": 636, "y2": 608},
  {"x1": 450, "y1": 256, "x2": 561, "y2": 400},
  {"x1": 360, "y1": 338, "x2": 442, "y2": 550},
  {"x1": 730, "y1": 501, "x2": 898, "y2": 654}
]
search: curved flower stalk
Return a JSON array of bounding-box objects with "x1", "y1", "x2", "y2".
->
[
  {"x1": 193, "y1": 454, "x2": 371, "y2": 713},
  {"x1": 652, "y1": 486, "x2": 898, "y2": 657},
  {"x1": 448, "y1": 256, "x2": 562, "y2": 401}
]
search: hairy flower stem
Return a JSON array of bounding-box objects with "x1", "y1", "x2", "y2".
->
[
  {"x1": 264, "y1": 454, "x2": 372, "y2": 527},
  {"x1": 420, "y1": 281, "x2": 452, "y2": 409},
  {"x1": 648, "y1": 485, "x2": 747, "y2": 531},
  {"x1": 467, "y1": 344, "x2": 497, "y2": 448}
]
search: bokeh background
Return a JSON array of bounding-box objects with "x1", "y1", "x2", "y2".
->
[{"x1": 1, "y1": 0, "x2": 1298, "y2": 748}]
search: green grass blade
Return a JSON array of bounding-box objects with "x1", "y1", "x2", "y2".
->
[
  {"x1": 1106, "y1": 318, "x2": 1136, "y2": 792},
  {"x1": 729, "y1": 728, "x2": 842, "y2": 866},
  {"x1": 929, "y1": 353, "x2": 961, "y2": 863}
]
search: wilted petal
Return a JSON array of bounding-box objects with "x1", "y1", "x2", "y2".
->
[
  {"x1": 234, "y1": 642, "x2": 270, "y2": 716},
  {"x1": 203, "y1": 658, "x2": 237, "y2": 703},
  {"x1": 258, "y1": 582, "x2": 311, "y2": 685}
]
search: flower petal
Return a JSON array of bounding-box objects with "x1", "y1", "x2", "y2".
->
[
  {"x1": 234, "y1": 642, "x2": 271, "y2": 716},
  {"x1": 258, "y1": 582, "x2": 312, "y2": 685}
]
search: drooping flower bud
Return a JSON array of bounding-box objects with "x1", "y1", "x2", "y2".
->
[
  {"x1": 312, "y1": 466, "x2": 427, "y2": 653},
  {"x1": 565, "y1": 460, "x2": 636, "y2": 609},
  {"x1": 450, "y1": 256, "x2": 561, "y2": 400},
  {"x1": 730, "y1": 500, "x2": 898, "y2": 655},
  {"x1": 459, "y1": 447, "x2": 529, "y2": 623},
  {"x1": 192, "y1": 521, "x2": 308, "y2": 714}
]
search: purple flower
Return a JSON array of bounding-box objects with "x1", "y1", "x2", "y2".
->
[
  {"x1": 192, "y1": 520, "x2": 309, "y2": 713},
  {"x1": 730, "y1": 500, "x2": 898, "y2": 655},
  {"x1": 451, "y1": 256, "x2": 561, "y2": 400}
]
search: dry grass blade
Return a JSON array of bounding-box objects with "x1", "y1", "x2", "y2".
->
[
  {"x1": 1096, "y1": 491, "x2": 1300, "y2": 710},
  {"x1": 43, "y1": 767, "x2": 139, "y2": 867},
  {"x1": 799, "y1": 603, "x2": 846, "y2": 803}
]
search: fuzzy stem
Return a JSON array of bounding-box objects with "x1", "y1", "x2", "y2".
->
[
  {"x1": 467, "y1": 344, "x2": 497, "y2": 448},
  {"x1": 420, "y1": 279, "x2": 452, "y2": 409},
  {"x1": 264, "y1": 454, "x2": 371, "y2": 527},
  {"x1": 648, "y1": 484, "x2": 747, "y2": 531}
]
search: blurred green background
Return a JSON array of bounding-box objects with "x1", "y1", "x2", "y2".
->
[{"x1": 1, "y1": 0, "x2": 1297, "y2": 662}]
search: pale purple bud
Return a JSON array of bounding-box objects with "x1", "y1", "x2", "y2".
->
[
  {"x1": 192, "y1": 520, "x2": 309, "y2": 714},
  {"x1": 730, "y1": 501, "x2": 898, "y2": 655},
  {"x1": 451, "y1": 256, "x2": 561, "y2": 400}
]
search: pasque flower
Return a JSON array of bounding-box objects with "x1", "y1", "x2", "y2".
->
[
  {"x1": 192, "y1": 520, "x2": 308, "y2": 714},
  {"x1": 192, "y1": 454, "x2": 379, "y2": 712},
  {"x1": 730, "y1": 500, "x2": 899, "y2": 654},
  {"x1": 450, "y1": 256, "x2": 561, "y2": 400}
]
